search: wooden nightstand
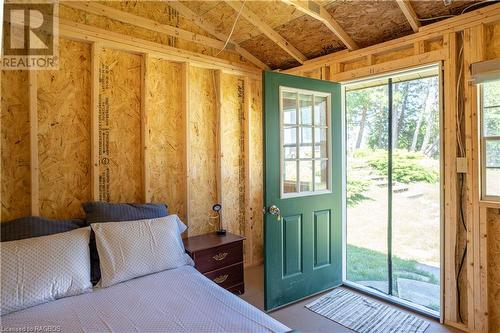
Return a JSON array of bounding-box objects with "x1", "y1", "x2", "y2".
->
[{"x1": 183, "y1": 232, "x2": 245, "y2": 295}]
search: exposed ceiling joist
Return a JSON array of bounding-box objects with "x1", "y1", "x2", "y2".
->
[
  {"x1": 168, "y1": 1, "x2": 269, "y2": 70},
  {"x1": 281, "y1": 0, "x2": 359, "y2": 51},
  {"x1": 223, "y1": 0, "x2": 308, "y2": 64},
  {"x1": 396, "y1": 0, "x2": 421, "y2": 32},
  {"x1": 64, "y1": 2, "x2": 230, "y2": 52}
]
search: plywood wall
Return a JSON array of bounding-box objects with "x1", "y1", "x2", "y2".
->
[
  {"x1": 147, "y1": 58, "x2": 186, "y2": 221},
  {"x1": 249, "y1": 78, "x2": 264, "y2": 264},
  {"x1": 187, "y1": 66, "x2": 218, "y2": 236},
  {"x1": 99, "y1": 48, "x2": 143, "y2": 203},
  {"x1": 1, "y1": 71, "x2": 30, "y2": 221},
  {"x1": 37, "y1": 39, "x2": 91, "y2": 219},
  {"x1": 1, "y1": 37, "x2": 265, "y2": 265},
  {"x1": 221, "y1": 73, "x2": 245, "y2": 236}
]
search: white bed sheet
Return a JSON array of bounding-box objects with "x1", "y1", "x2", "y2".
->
[{"x1": 1, "y1": 266, "x2": 290, "y2": 333}]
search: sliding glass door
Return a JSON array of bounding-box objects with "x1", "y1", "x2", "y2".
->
[{"x1": 344, "y1": 66, "x2": 441, "y2": 316}]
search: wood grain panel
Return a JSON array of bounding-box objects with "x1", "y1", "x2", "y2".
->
[
  {"x1": 37, "y1": 39, "x2": 91, "y2": 219},
  {"x1": 100, "y1": 48, "x2": 142, "y2": 203},
  {"x1": 221, "y1": 73, "x2": 245, "y2": 236},
  {"x1": 147, "y1": 58, "x2": 186, "y2": 220},
  {"x1": 188, "y1": 66, "x2": 217, "y2": 236},
  {"x1": 1, "y1": 71, "x2": 31, "y2": 221}
]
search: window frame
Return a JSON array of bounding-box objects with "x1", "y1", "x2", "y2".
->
[
  {"x1": 479, "y1": 80, "x2": 500, "y2": 202},
  {"x1": 279, "y1": 86, "x2": 332, "y2": 199}
]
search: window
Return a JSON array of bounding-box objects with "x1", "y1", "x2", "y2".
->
[
  {"x1": 280, "y1": 87, "x2": 331, "y2": 198},
  {"x1": 480, "y1": 80, "x2": 500, "y2": 200}
]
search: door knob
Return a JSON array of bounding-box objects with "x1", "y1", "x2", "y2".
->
[{"x1": 268, "y1": 205, "x2": 281, "y2": 221}]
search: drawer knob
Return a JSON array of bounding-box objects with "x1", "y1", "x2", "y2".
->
[
  {"x1": 213, "y1": 274, "x2": 229, "y2": 284},
  {"x1": 213, "y1": 252, "x2": 228, "y2": 261}
]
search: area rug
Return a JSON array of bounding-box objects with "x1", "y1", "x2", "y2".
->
[{"x1": 305, "y1": 288, "x2": 430, "y2": 333}]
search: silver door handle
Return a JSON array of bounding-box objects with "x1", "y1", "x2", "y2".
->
[{"x1": 268, "y1": 205, "x2": 281, "y2": 221}]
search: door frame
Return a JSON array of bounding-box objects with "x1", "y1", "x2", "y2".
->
[{"x1": 339, "y1": 63, "x2": 444, "y2": 320}]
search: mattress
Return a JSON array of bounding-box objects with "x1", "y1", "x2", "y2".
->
[{"x1": 1, "y1": 265, "x2": 290, "y2": 333}]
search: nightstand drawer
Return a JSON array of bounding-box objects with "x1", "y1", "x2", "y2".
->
[
  {"x1": 204, "y1": 263, "x2": 244, "y2": 290},
  {"x1": 194, "y1": 241, "x2": 243, "y2": 273}
]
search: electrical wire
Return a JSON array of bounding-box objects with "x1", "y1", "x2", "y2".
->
[
  {"x1": 416, "y1": 0, "x2": 493, "y2": 22},
  {"x1": 215, "y1": 0, "x2": 246, "y2": 57},
  {"x1": 461, "y1": 0, "x2": 495, "y2": 14}
]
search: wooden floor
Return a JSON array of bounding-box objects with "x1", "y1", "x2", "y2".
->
[{"x1": 240, "y1": 265, "x2": 461, "y2": 333}]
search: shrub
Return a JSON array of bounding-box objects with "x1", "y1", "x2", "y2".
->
[
  {"x1": 347, "y1": 179, "x2": 371, "y2": 206},
  {"x1": 367, "y1": 150, "x2": 438, "y2": 184}
]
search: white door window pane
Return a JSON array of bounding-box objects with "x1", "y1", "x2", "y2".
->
[
  {"x1": 300, "y1": 94, "x2": 313, "y2": 125},
  {"x1": 281, "y1": 88, "x2": 330, "y2": 197},
  {"x1": 314, "y1": 128, "x2": 328, "y2": 159},
  {"x1": 315, "y1": 160, "x2": 328, "y2": 191},
  {"x1": 484, "y1": 107, "x2": 500, "y2": 136},
  {"x1": 283, "y1": 92, "x2": 297, "y2": 125},
  {"x1": 284, "y1": 127, "x2": 297, "y2": 145},
  {"x1": 300, "y1": 127, "x2": 313, "y2": 159},
  {"x1": 299, "y1": 160, "x2": 313, "y2": 192},
  {"x1": 483, "y1": 81, "x2": 500, "y2": 107},
  {"x1": 284, "y1": 161, "x2": 298, "y2": 194},
  {"x1": 314, "y1": 96, "x2": 327, "y2": 126}
]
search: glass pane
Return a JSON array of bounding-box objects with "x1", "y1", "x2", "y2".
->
[
  {"x1": 483, "y1": 81, "x2": 500, "y2": 107},
  {"x1": 346, "y1": 83, "x2": 389, "y2": 294},
  {"x1": 314, "y1": 96, "x2": 327, "y2": 126},
  {"x1": 485, "y1": 168, "x2": 500, "y2": 197},
  {"x1": 299, "y1": 127, "x2": 313, "y2": 159},
  {"x1": 284, "y1": 127, "x2": 297, "y2": 146},
  {"x1": 314, "y1": 128, "x2": 328, "y2": 159},
  {"x1": 299, "y1": 160, "x2": 313, "y2": 192},
  {"x1": 391, "y1": 76, "x2": 441, "y2": 313},
  {"x1": 284, "y1": 161, "x2": 297, "y2": 194},
  {"x1": 486, "y1": 140, "x2": 500, "y2": 168},
  {"x1": 484, "y1": 107, "x2": 500, "y2": 136},
  {"x1": 315, "y1": 160, "x2": 328, "y2": 191},
  {"x1": 299, "y1": 94, "x2": 313, "y2": 125},
  {"x1": 283, "y1": 92, "x2": 297, "y2": 125}
]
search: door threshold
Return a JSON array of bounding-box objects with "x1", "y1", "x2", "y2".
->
[
  {"x1": 265, "y1": 284, "x2": 341, "y2": 314},
  {"x1": 343, "y1": 281, "x2": 440, "y2": 321}
]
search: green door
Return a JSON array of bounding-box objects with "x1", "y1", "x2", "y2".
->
[{"x1": 264, "y1": 71, "x2": 342, "y2": 311}]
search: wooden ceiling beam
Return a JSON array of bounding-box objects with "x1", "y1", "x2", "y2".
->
[
  {"x1": 396, "y1": 0, "x2": 421, "y2": 33},
  {"x1": 281, "y1": 0, "x2": 359, "y2": 50},
  {"x1": 223, "y1": 0, "x2": 308, "y2": 64},
  {"x1": 168, "y1": 1, "x2": 269, "y2": 70}
]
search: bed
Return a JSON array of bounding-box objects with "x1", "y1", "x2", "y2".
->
[{"x1": 1, "y1": 265, "x2": 290, "y2": 333}]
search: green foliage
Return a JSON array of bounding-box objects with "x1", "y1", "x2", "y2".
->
[
  {"x1": 366, "y1": 150, "x2": 439, "y2": 184},
  {"x1": 346, "y1": 244, "x2": 439, "y2": 286},
  {"x1": 347, "y1": 179, "x2": 371, "y2": 207}
]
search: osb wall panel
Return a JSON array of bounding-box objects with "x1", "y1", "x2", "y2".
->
[
  {"x1": 147, "y1": 58, "x2": 186, "y2": 221},
  {"x1": 1, "y1": 71, "x2": 31, "y2": 221},
  {"x1": 99, "y1": 48, "x2": 142, "y2": 203},
  {"x1": 37, "y1": 39, "x2": 91, "y2": 219},
  {"x1": 188, "y1": 67, "x2": 218, "y2": 236},
  {"x1": 250, "y1": 78, "x2": 264, "y2": 264},
  {"x1": 221, "y1": 73, "x2": 245, "y2": 236},
  {"x1": 485, "y1": 23, "x2": 500, "y2": 60},
  {"x1": 488, "y1": 209, "x2": 500, "y2": 331},
  {"x1": 324, "y1": 1, "x2": 412, "y2": 48}
]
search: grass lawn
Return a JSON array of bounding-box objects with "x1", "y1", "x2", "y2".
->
[{"x1": 346, "y1": 244, "x2": 439, "y2": 288}]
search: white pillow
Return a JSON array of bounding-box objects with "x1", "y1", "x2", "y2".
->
[
  {"x1": 92, "y1": 214, "x2": 193, "y2": 288},
  {"x1": 1, "y1": 227, "x2": 92, "y2": 315}
]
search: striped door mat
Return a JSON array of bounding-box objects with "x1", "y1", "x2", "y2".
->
[{"x1": 305, "y1": 288, "x2": 430, "y2": 333}]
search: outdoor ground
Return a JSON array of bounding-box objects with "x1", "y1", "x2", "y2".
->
[{"x1": 346, "y1": 153, "x2": 441, "y2": 312}]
